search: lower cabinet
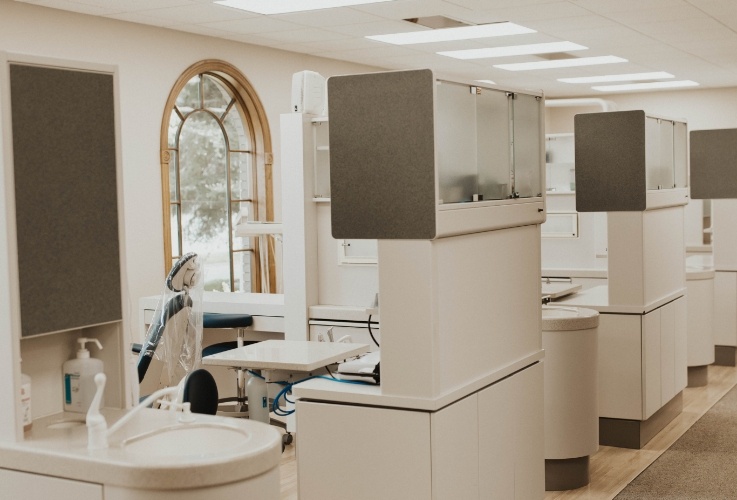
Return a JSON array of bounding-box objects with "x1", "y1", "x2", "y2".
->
[
  {"x1": 0, "y1": 469, "x2": 103, "y2": 500},
  {"x1": 598, "y1": 296, "x2": 687, "y2": 421},
  {"x1": 296, "y1": 362, "x2": 544, "y2": 500},
  {"x1": 714, "y1": 271, "x2": 737, "y2": 347}
]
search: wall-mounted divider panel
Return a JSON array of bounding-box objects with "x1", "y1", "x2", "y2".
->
[
  {"x1": 575, "y1": 110, "x2": 688, "y2": 212},
  {"x1": 9, "y1": 63, "x2": 121, "y2": 336},
  {"x1": 328, "y1": 68, "x2": 545, "y2": 240}
]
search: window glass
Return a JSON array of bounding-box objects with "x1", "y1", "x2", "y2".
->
[{"x1": 163, "y1": 65, "x2": 271, "y2": 292}]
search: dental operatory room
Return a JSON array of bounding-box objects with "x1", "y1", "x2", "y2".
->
[{"x1": 5, "y1": 0, "x2": 737, "y2": 498}]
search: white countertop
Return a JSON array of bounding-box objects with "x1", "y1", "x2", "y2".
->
[
  {"x1": 554, "y1": 285, "x2": 686, "y2": 314},
  {"x1": 293, "y1": 351, "x2": 543, "y2": 412},
  {"x1": 0, "y1": 408, "x2": 282, "y2": 490},
  {"x1": 140, "y1": 292, "x2": 284, "y2": 317},
  {"x1": 202, "y1": 340, "x2": 369, "y2": 371},
  {"x1": 541, "y1": 282, "x2": 582, "y2": 300},
  {"x1": 309, "y1": 304, "x2": 378, "y2": 323}
]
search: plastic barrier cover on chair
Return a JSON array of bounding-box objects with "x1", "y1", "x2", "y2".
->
[{"x1": 137, "y1": 252, "x2": 204, "y2": 387}]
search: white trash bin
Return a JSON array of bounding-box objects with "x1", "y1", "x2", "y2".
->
[{"x1": 542, "y1": 305, "x2": 599, "y2": 491}]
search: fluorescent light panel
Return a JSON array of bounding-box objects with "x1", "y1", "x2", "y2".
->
[
  {"x1": 475, "y1": 79, "x2": 497, "y2": 85},
  {"x1": 495, "y1": 55, "x2": 627, "y2": 71},
  {"x1": 439, "y1": 41, "x2": 587, "y2": 60},
  {"x1": 559, "y1": 71, "x2": 674, "y2": 84},
  {"x1": 366, "y1": 22, "x2": 536, "y2": 45},
  {"x1": 592, "y1": 80, "x2": 699, "y2": 92},
  {"x1": 214, "y1": 0, "x2": 393, "y2": 15}
]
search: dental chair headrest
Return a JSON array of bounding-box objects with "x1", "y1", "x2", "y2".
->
[{"x1": 166, "y1": 252, "x2": 199, "y2": 292}]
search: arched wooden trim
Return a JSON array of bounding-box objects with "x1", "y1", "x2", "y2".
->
[{"x1": 159, "y1": 59, "x2": 276, "y2": 292}]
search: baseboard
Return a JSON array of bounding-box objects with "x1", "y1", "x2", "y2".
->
[
  {"x1": 687, "y1": 365, "x2": 709, "y2": 387},
  {"x1": 599, "y1": 392, "x2": 683, "y2": 449},
  {"x1": 545, "y1": 456, "x2": 590, "y2": 491},
  {"x1": 714, "y1": 345, "x2": 737, "y2": 367}
]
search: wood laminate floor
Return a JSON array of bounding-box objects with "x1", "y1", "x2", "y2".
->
[{"x1": 278, "y1": 364, "x2": 737, "y2": 500}]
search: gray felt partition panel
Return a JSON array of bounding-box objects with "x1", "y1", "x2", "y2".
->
[
  {"x1": 575, "y1": 110, "x2": 647, "y2": 212},
  {"x1": 690, "y1": 129, "x2": 737, "y2": 199},
  {"x1": 328, "y1": 69, "x2": 437, "y2": 239},
  {"x1": 10, "y1": 63, "x2": 122, "y2": 337}
]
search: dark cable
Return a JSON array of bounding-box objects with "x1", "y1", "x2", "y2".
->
[{"x1": 368, "y1": 314, "x2": 380, "y2": 348}]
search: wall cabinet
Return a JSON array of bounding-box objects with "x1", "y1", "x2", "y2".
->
[
  {"x1": 575, "y1": 110, "x2": 688, "y2": 212},
  {"x1": 328, "y1": 68, "x2": 545, "y2": 240}
]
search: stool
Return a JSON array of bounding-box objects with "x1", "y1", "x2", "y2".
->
[{"x1": 202, "y1": 313, "x2": 255, "y2": 417}]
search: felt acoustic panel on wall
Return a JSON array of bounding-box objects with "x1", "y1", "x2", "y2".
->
[
  {"x1": 690, "y1": 128, "x2": 737, "y2": 199},
  {"x1": 328, "y1": 69, "x2": 437, "y2": 239},
  {"x1": 10, "y1": 63, "x2": 121, "y2": 337}
]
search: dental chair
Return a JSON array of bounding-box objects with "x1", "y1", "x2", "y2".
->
[
  {"x1": 136, "y1": 252, "x2": 213, "y2": 412},
  {"x1": 135, "y1": 253, "x2": 261, "y2": 420}
]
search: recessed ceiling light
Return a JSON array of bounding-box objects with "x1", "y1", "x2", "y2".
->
[
  {"x1": 439, "y1": 41, "x2": 587, "y2": 60},
  {"x1": 366, "y1": 22, "x2": 536, "y2": 45},
  {"x1": 494, "y1": 55, "x2": 627, "y2": 71},
  {"x1": 214, "y1": 0, "x2": 394, "y2": 15},
  {"x1": 475, "y1": 79, "x2": 497, "y2": 85},
  {"x1": 592, "y1": 80, "x2": 699, "y2": 92},
  {"x1": 558, "y1": 72, "x2": 675, "y2": 84}
]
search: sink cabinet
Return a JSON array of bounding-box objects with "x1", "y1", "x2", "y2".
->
[{"x1": 0, "y1": 469, "x2": 102, "y2": 500}]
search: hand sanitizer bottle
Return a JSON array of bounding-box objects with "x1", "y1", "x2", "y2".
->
[{"x1": 63, "y1": 338, "x2": 104, "y2": 413}]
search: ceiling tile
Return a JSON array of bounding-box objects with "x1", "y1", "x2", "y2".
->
[
  {"x1": 200, "y1": 16, "x2": 303, "y2": 34},
  {"x1": 138, "y1": 4, "x2": 255, "y2": 24},
  {"x1": 15, "y1": 0, "x2": 124, "y2": 15},
  {"x1": 255, "y1": 27, "x2": 355, "y2": 44},
  {"x1": 274, "y1": 8, "x2": 388, "y2": 27},
  {"x1": 73, "y1": 0, "x2": 193, "y2": 10}
]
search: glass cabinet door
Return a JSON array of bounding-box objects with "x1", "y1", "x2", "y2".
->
[
  {"x1": 477, "y1": 88, "x2": 512, "y2": 200},
  {"x1": 436, "y1": 81, "x2": 478, "y2": 204},
  {"x1": 312, "y1": 119, "x2": 331, "y2": 198},
  {"x1": 674, "y1": 121, "x2": 688, "y2": 189},
  {"x1": 646, "y1": 117, "x2": 675, "y2": 190},
  {"x1": 512, "y1": 93, "x2": 543, "y2": 198}
]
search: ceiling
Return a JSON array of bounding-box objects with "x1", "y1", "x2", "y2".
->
[{"x1": 15, "y1": 0, "x2": 737, "y2": 97}]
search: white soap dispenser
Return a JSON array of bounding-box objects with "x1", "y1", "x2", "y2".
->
[{"x1": 63, "y1": 338, "x2": 104, "y2": 413}]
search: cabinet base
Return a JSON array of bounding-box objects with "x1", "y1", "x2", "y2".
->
[
  {"x1": 687, "y1": 365, "x2": 709, "y2": 387},
  {"x1": 599, "y1": 392, "x2": 683, "y2": 449},
  {"x1": 714, "y1": 345, "x2": 737, "y2": 367},
  {"x1": 545, "y1": 456, "x2": 589, "y2": 491}
]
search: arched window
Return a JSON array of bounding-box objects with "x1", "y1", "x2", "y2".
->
[{"x1": 160, "y1": 60, "x2": 275, "y2": 292}]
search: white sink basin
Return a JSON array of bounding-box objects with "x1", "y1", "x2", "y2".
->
[{"x1": 122, "y1": 423, "x2": 250, "y2": 457}]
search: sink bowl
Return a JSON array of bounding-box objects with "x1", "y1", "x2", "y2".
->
[{"x1": 122, "y1": 423, "x2": 250, "y2": 457}]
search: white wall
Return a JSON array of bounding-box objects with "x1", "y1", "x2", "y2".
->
[{"x1": 0, "y1": 0, "x2": 380, "y2": 341}]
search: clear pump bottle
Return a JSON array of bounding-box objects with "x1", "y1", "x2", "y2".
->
[{"x1": 63, "y1": 338, "x2": 104, "y2": 413}]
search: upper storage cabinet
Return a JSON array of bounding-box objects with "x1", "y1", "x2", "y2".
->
[
  {"x1": 690, "y1": 128, "x2": 737, "y2": 199},
  {"x1": 575, "y1": 110, "x2": 688, "y2": 212},
  {"x1": 328, "y1": 69, "x2": 545, "y2": 240}
]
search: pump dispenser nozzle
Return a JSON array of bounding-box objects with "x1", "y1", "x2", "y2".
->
[{"x1": 76, "y1": 338, "x2": 103, "y2": 359}]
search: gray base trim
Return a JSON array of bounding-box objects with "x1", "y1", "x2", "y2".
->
[
  {"x1": 714, "y1": 345, "x2": 737, "y2": 367},
  {"x1": 687, "y1": 365, "x2": 709, "y2": 387},
  {"x1": 545, "y1": 456, "x2": 590, "y2": 491},
  {"x1": 599, "y1": 392, "x2": 683, "y2": 449}
]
